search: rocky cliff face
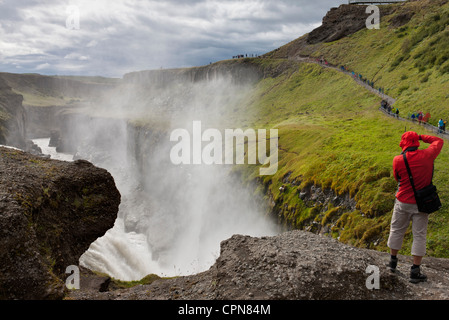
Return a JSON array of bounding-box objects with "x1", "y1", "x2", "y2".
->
[
  {"x1": 0, "y1": 146, "x2": 121, "y2": 299},
  {"x1": 0, "y1": 72, "x2": 120, "y2": 142},
  {"x1": 24, "y1": 105, "x2": 67, "y2": 139},
  {"x1": 306, "y1": 4, "x2": 379, "y2": 44},
  {"x1": 302, "y1": 2, "x2": 415, "y2": 46},
  {"x1": 123, "y1": 60, "x2": 264, "y2": 87},
  {"x1": 0, "y1": 77, "x2": 26, "y2": 149},
  {"x1": 265, "y1": 4, "x2": 398, "y2": 60}
]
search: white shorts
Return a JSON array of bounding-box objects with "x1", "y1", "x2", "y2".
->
[{"x1": 387, "y1": 199, "x2": 429, "y2": 257}]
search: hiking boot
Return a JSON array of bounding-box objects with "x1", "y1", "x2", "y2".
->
[
  {"x1": 410, "y1": 266, "x2": 427, "y2": 284},
  {"x1": 388, "y1": 256, "x2": 398, "y2": 272}
]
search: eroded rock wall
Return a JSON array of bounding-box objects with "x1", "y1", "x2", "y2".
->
[
  {"x1": 0, "y1": 146, "x2": 121, "y2": 299},
  {"x1": 0, "y1": 77, "x2": 26, "y2": 149}
]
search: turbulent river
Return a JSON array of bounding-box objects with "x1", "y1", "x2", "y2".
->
[{"x1": 32, "y1": 138, "x2": 74, "y2": 162}]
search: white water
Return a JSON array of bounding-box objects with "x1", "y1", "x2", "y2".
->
[
  {"x1": 32, "y1": 138, "x2": 74, "y2": 162},
  {"x1": 79, "y1": 157, "x2": 279, "y2": 280}
]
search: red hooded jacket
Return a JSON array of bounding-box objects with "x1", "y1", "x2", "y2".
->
[{"x1": 393, "y1": 132, "x2": 444, "y2": 204}]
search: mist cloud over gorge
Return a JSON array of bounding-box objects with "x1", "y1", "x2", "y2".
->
[{"x1": 76, "y1": 73, "x2": 280, "y2": 280}]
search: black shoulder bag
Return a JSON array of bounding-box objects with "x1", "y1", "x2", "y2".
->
[{"x1": 402, "y1": 152, "x2": 441, "y2": 214}]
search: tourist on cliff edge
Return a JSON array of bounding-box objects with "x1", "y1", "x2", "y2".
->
[{"x1": 387, "y1": 131, "x2": 444, "y2": 283}]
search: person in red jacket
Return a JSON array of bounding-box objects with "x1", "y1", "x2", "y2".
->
[{"x1": 387, "y1": 131, "x2": 444, "y2": 283}]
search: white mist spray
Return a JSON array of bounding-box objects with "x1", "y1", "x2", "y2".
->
[{"x1": 75, "y1": 74, "x2": 279, "y2": 281}]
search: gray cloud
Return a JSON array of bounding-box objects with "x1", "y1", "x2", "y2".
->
[{"x1": 0, "y1": 0, "x2": 343, "y2": 77}]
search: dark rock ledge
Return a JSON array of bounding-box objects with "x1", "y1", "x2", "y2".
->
[{"x1": 0, "y1": 146, "x2": 120, "y2": 299}]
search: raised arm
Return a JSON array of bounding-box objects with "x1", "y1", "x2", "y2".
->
[{"x1": 419, "y1": 134, "x2": 444, "y2": 160}]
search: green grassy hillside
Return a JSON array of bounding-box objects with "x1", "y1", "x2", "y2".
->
[
  {"x1": 228, "y1": 5, "x2": 449, "y2": 257},
  {"x1": 293, "y1": 0, "x2": 449, "y2": 126}
]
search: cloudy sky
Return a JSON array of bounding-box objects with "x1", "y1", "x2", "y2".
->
[{"x1": 0, "y1": 0, "x2": 344, "y2": 78}]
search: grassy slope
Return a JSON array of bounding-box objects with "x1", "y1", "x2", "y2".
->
[
  {"x1": 229, "y1": 0, "x2": 449, "y2": 257},
  {"x1": 293, "y1": 1, "x2": 449, "y2": 257},
  {"x1": 298, "y1": 0, "x2": 449, "y2": 126},
  {"x1": 228, "y1": 54, "x2": 449, "y2": 257}
]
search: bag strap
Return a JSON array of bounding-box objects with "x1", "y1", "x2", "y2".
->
[{"x1": 402, "y1": 152, "x2": 418, "y2": 198}]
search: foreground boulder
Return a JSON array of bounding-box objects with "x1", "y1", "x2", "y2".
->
[
  {"x1": 68, "y1": 229, "x2": 449, "y2": 300},
  {"x1": 0, "y1": 146, "x2": 120, "y2": 299}
]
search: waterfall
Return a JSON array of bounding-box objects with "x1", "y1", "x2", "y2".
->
[{"x1": 37, "y1": 76, "x2": 280, "y2": 281}]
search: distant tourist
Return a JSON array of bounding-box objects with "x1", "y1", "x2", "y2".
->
[
  {"x1": 438, "y1": 118, "x2": 445, "y2": 133},
  {"x1": 418, "y1": 111, "x2": 423, "y2": 124}
]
